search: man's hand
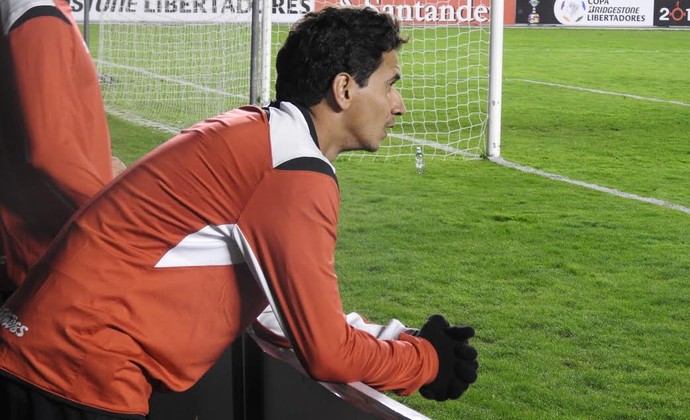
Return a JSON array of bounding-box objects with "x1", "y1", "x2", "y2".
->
[{"x1": 417, "y1": 314, "x2": 478, "y2": 401}]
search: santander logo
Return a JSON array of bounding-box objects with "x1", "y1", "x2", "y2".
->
[{"x1": 329, "y1": 0, "x2": 492, "y2": 24}]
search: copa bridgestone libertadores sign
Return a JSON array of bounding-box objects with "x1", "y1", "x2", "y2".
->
[{"x1": 515, "y1": 0, "x2": 690, "y2": 26}]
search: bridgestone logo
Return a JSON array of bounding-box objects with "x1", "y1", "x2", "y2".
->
[{"x1": 0, "y1": 307, "x2": 29, "y2": 337}]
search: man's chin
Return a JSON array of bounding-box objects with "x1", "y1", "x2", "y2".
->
[
  {"x1": 342, "y1": 137, "x2": 383, "y2": 154},
  {"x1": 367, "y1": 141, "x2": 382, "y2": 153},
  {"x1": 371, "y1": 131, "x2": 388, "y2": 151}
]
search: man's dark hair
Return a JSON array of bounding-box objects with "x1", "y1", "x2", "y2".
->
[{"x1": 275, "y1": 7, "x2": 406, "y2": 107}]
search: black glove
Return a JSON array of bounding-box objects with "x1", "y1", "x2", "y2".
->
[{"x1": 417, "y1": 314, "x2": 478, "y2": 401}]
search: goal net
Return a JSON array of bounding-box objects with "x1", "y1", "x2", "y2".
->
[
  {"x1": 93, "y1": 10, "x2": 253, "y2": 134},
  {"x1": 90, "y1": 0, "x2": 497, "y2": 159}
]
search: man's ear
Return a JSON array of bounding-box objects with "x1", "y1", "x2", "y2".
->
[{"x1": 332, "y1": 72, "x2": 354, "y2": 111}]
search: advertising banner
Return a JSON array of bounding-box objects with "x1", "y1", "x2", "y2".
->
[
  {"x1": 329, "y1": 0, "x2": 491, "y2": 24},
  {"x1": 515, "y1": 0, "x2": 656, "y2": 27},
  {"x1": 69, "y1": 0, "x2": 516, "y2": 24},
  {"x1": 70, "y1": 0, "x2": 681, "y2": 27},
  {"x1": 653, "y1": 0, "x2": 690, "y2": 26},
  {"x1": 69, "y1": 0, "x2": 315, "y2": 23}
]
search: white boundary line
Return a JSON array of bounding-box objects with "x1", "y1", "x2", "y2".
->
[
  {"x1": 491, "y1": 79, "x2": 690, "y2": 214},
  {"x1": 392, "y1": 132, "x2": 690, "y2": 215},
  {"x1": 106, "y1": 108, "x2": 180, "y2": 135},
  {"x1": 105, "y1": 113, "x2": 690, "y2": 215},
  {"x1": 489, "y1": 156, "x2": 690, "y2": 215},
  {"x1": 95, "y1": 59, "x2": 247, "y2": 100},
  {"x1": 389, "y1": 133, "x2": 482, "y2": 159},
  {"x1": 101, "y1": 65, "x2": 689, "y2": 215},
  {"x1": 98, "y1": 59, "x2": 244, "y2": 135},
  {"x1": 507, "y1": 79, "x2": 690, "y2": 107}
]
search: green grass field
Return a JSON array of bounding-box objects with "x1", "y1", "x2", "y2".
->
[{"x1": 106, "y1": 27, "x2": 690, "y2": 419}]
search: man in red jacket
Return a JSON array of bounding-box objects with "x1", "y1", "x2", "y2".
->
[
  {"x1": 0, "y1": 0, "x2": 122, "y2": 300},
  {"x1": 0, "y1": 6, "x2": 478, "y2": 419}
]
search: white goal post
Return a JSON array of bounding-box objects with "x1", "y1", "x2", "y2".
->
[{"x1": 86, "y1": 0, "x2": 503, "y2": 159}]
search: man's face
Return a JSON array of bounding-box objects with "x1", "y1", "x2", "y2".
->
[{"x1": 346, "y1": 51, "x2": 406, "y2": 152}]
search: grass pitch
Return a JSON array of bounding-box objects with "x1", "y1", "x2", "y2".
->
[{"x1": 107, "y1": 26, "x2": 689, "y2": 419}]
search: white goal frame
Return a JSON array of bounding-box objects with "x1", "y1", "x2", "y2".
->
[{"x1": 90, "y1": 0, "x2": 503, "y2": 159}]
